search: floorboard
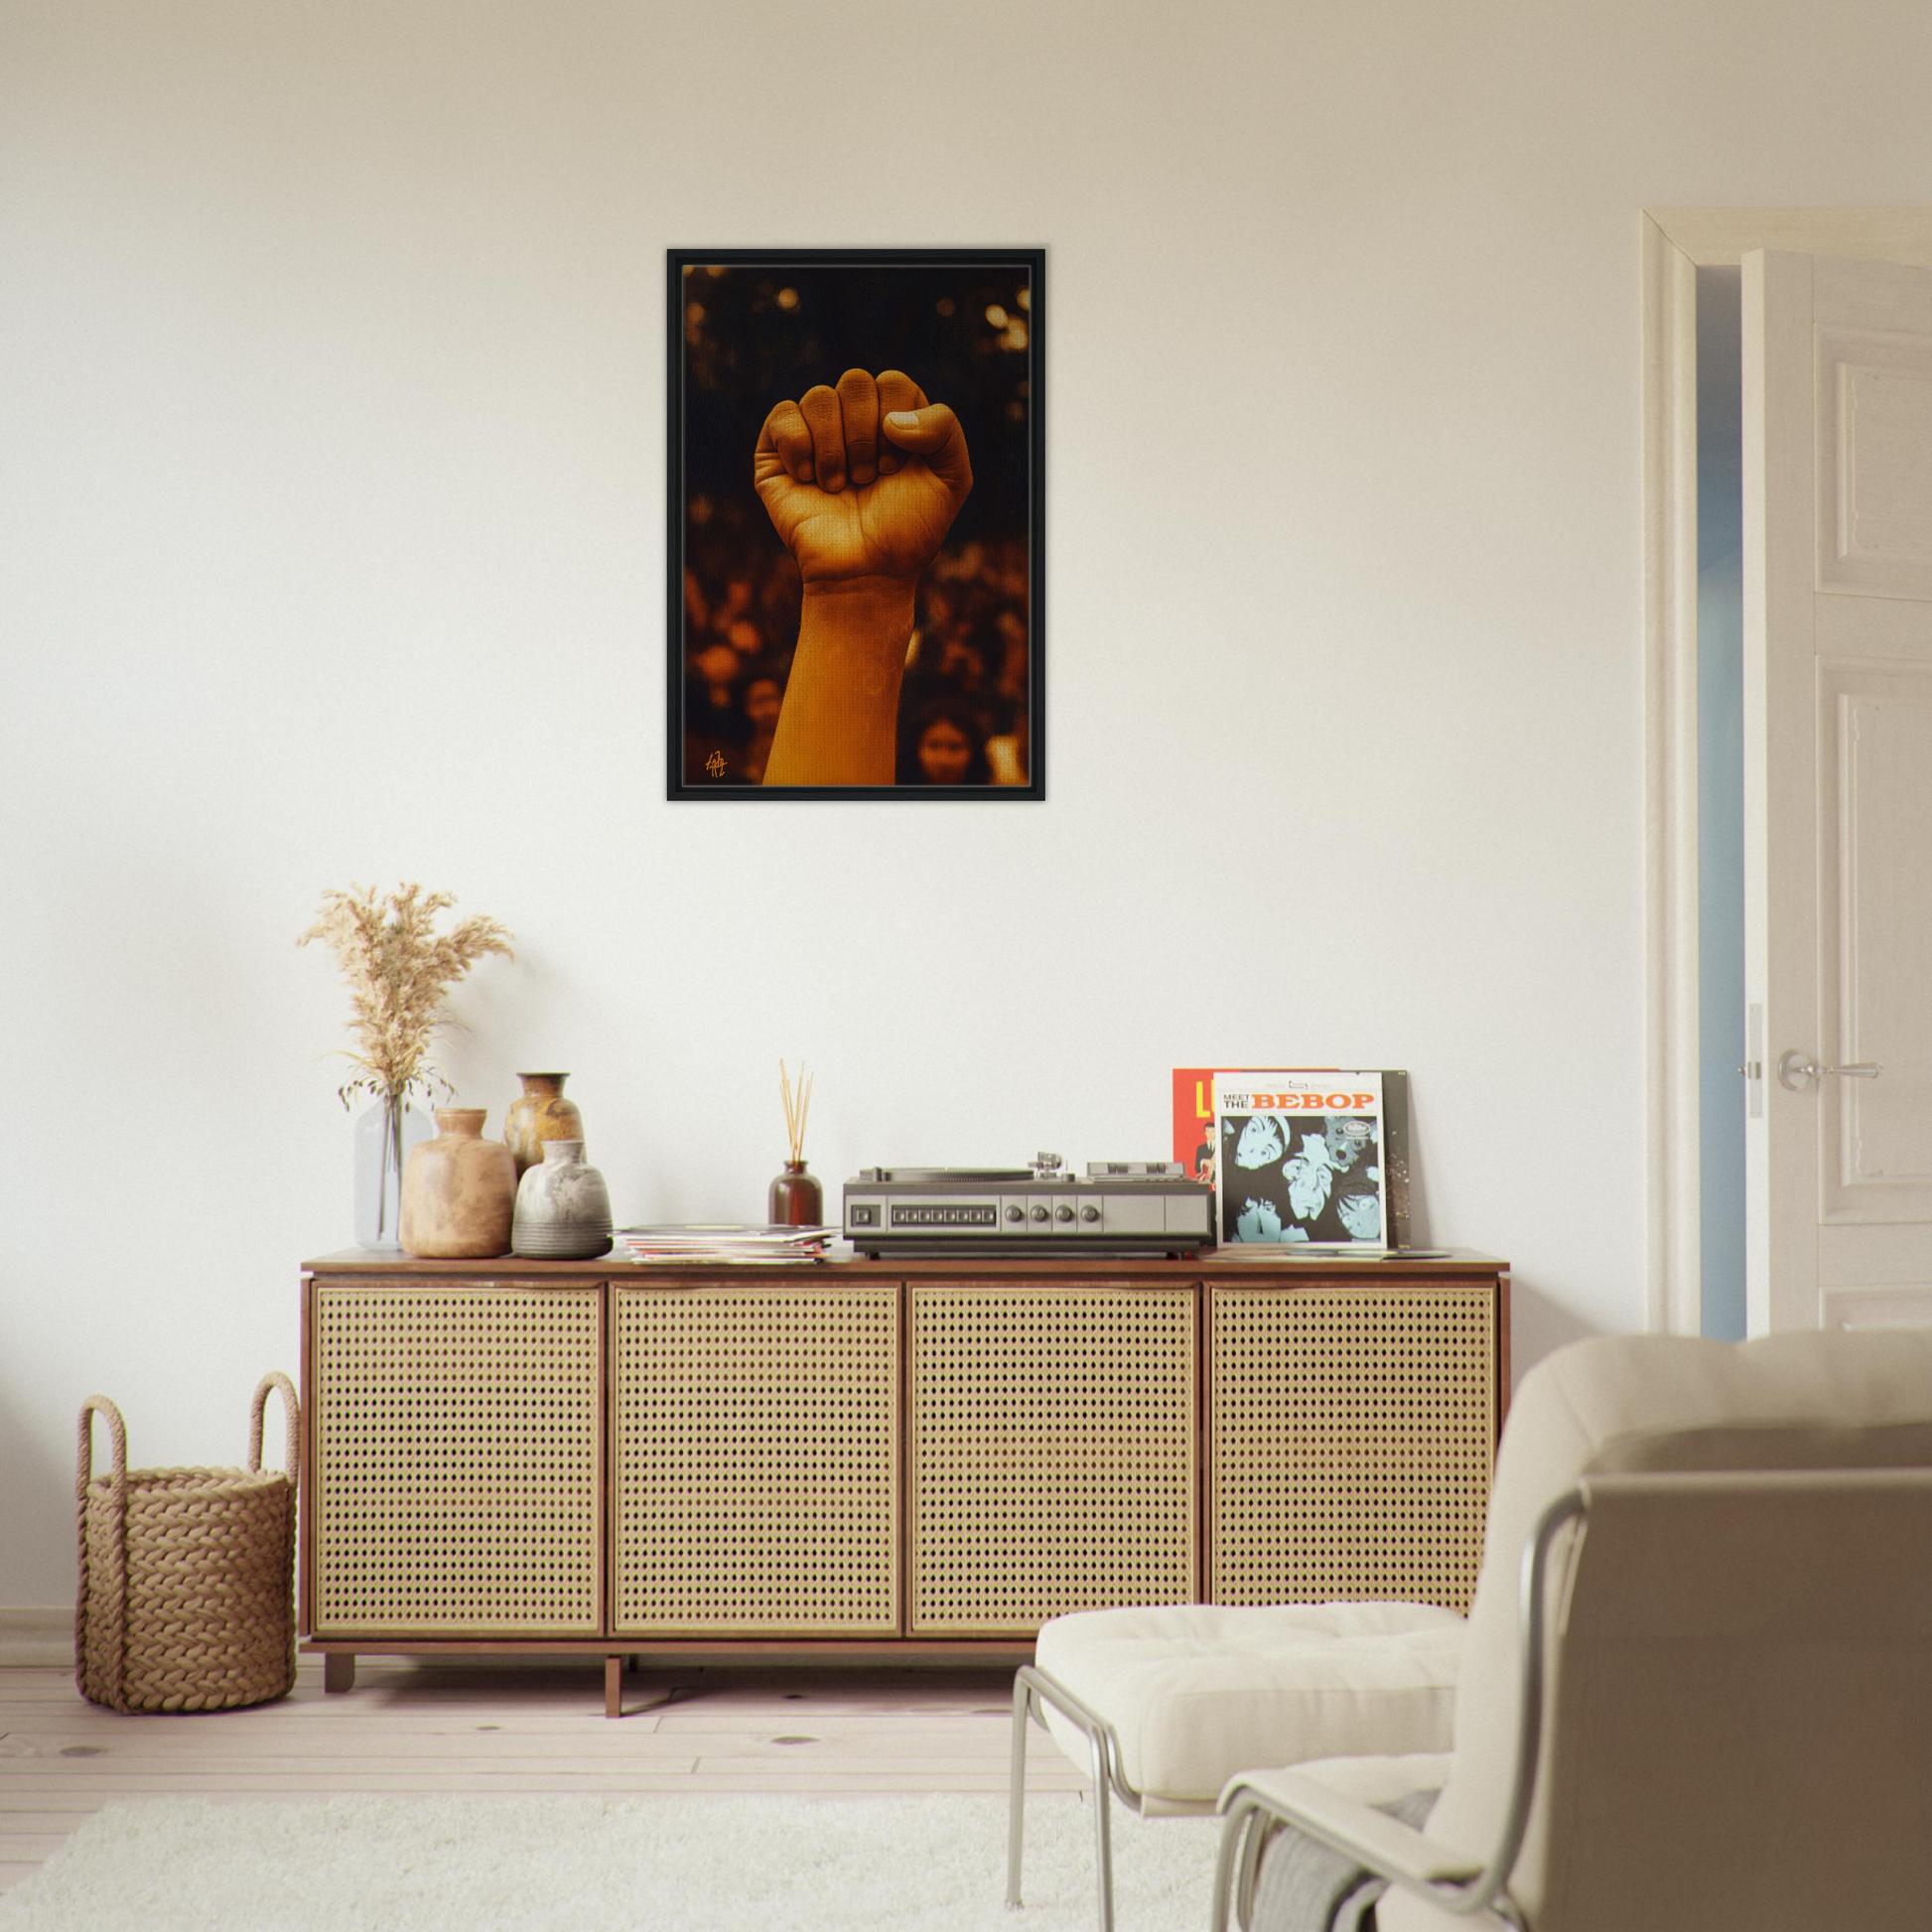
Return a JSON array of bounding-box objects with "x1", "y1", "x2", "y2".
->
[{"x1": 0, "y1": 1658, "x2": 1082, "y2": 1891}]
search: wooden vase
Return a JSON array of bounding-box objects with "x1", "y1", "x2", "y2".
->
[{"x1": 400, "y1": 1109, "x2": 515, "y2": 1258}]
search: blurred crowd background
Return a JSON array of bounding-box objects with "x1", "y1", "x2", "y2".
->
[{"x1": 677, "y1": 261, "x2": 1035, "y2": 788}]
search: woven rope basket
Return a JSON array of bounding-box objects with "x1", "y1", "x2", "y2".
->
[{"x1": 75, "y1": 1373, "x2": 300, "y2": 1714}]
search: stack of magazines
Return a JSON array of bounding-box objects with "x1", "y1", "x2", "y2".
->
[{"x1": 613, "y1": 1224, "x2": 837, "y2": 1265}]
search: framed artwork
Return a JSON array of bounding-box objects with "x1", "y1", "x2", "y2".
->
[{"x1": 667, "y1": 247, "x2": 1044, "y2": 799}]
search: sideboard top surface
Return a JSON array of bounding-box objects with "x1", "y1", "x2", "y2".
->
[{"x1": 304, "y1": 1247, "x2": 1507, "y2": 1282}]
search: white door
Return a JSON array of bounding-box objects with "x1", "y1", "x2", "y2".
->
[{"x1": 1744, "y1": 249, "x2": 1932, "y2": 1331}]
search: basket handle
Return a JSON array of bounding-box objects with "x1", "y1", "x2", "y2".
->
[
  {"x1": 248, "y1": 1371, "x2": 301, "y2": 1481},
  {"x1": 76, "y1": 1395, "x2": 127, "y2": 1505},
  {"x1": 74, "y1": 1395, "x2": 131, "y2": 1707}
]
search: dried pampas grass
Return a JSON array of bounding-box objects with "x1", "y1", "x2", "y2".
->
[{"x1": 298, "y1": 883, "x2": 515, "y2": 1107}]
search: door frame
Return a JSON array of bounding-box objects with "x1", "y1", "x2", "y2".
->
[{"x1": 1641, "y1": 209, "x2": 1932, "y2": 1334}]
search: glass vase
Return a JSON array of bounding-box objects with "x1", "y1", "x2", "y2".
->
[{"x1": 352, "y1": 1094, "x2": 432, "y2": 1250}]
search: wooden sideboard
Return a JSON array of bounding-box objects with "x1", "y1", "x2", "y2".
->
[{"x1": 300, "y1": 1250, "x2": 1509, "y2": 1714}]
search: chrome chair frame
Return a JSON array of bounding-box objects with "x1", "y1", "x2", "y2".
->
[
  {"x1": 1007, "y1": 1662, "x2": 1173, "y2": 1932},
  {"x1": 1208, "y1": 1489, "x2": 1587, "y2": 1932}
]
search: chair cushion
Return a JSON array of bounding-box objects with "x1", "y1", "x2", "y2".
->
[{"x1": 1033, "y1": 1601, "x2": 1465, "y2": 1810}]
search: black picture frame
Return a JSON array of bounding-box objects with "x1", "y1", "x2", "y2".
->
[{"x1": 666, "y1": 247, "x2": 1044, "y2": 800}]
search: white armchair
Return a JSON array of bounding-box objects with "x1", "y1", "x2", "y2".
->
[{"x1": 1212, "y1": 1328, "x2": 1932, "y2": 1932}]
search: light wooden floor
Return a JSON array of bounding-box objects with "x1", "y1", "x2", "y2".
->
[{"x1": 0, "y1": 1656, "x2": 1085, "y2": 1892}]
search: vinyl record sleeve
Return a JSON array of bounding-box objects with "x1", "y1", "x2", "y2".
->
[{"x1": 1173, "y1": 1067, "x2": 1411, "y2": 1249}]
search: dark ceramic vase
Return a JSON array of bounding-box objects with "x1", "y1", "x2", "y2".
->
[{"x1": 767, "y1": 1161, "x2": 824, "y2": 1227}]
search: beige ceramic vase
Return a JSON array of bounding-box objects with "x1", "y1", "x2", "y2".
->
[
  {"x1": 503, "y1": 1072, "x2": 586, "y2": 1178},
  {"x1": 400, "y1": 1109, "x2": 515, "y2": 1258}
]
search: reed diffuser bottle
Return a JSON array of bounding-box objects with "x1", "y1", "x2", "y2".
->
[{"x1": 768, "y1": 1058, "x2": 823, "y2": 1226}]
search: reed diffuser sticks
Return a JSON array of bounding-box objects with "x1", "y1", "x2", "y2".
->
[
  {"x1": 770, "y1": 1059, "x2": 823, "y2": 1226},
  {"x1": 779, "y1": 1058, "x2": 813, "y2": 1165}
]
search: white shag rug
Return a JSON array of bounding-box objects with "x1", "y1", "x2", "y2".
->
[{"x1": 0, "y1": 1793, "x2": 1223, "y2": 1931}]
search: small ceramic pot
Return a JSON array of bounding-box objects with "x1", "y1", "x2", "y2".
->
[
  {"x1": 512, "y1": 1141, "x2": 614, "y2": 1259},
  {"x1": 503, "y1": 1072, "x2": 586, "y2": 1178},
  {"x1": 400, "y1": 1109, "x2": 515, "y2": 1258}
]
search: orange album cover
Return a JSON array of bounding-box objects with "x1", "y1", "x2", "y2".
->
[{"x1": 1172, "y1": 1068, "x2": 1335, "y2": 1182}]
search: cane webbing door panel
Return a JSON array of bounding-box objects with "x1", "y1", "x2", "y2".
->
[
  {"x1": 908, "y1": 1282, "x2": 1197, "y2": 1635},
  {"x1": 301, "y1": 1255, "x2": 1506, "y2": 1669},
  {"x1": 312, "y1": 1283, "x2": 602, "y2": 1635},
  {"x1": 612, "y1": 1282, "x2": 899, "y2": 1635},
  {"x1": 1208, "y1": 1283, "x2": 1494, "y2": 1612}
]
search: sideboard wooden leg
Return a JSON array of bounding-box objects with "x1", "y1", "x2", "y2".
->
[
  {"x1": 323, "y1": 1652, "x2": 355, "y2": 1695},
  {"x1": 605, "y1": 1654, "x2": 621, "y2": 1719}
]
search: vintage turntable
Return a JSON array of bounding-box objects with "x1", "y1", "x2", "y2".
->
[{"x1": 843, "y1": 1153, "x2": 1212, "y2": 1258}]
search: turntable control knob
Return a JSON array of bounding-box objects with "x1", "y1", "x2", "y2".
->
[
  {"x1": 1030, "y1": 1205, "x2": 1050, "y2": 1223},
  {"x1": 1006, "y1": 1204, "x2": 1025, "y2": 1222},
  {"x1": 1080, "y1": 1205, "x2": 1101, "y2": 1223},
  {"x1": 1035, "y1": 1153, "x2": 1063, "y2": 1173},
  {"x1": 1055, "y1": 1204, "x2": 1075, "y2": 1223}
]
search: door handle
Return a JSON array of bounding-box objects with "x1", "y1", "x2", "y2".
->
[{"x1": 1777, "y1": 1050, "x2": 1882, "y2": 1091}]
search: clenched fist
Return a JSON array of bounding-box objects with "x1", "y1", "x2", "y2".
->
[{"x1": 755, "y1": 368, "x2": 972, "y2": 584}]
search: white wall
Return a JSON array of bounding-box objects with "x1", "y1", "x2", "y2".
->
[{"x1": 4, "y1": 0, "x2": 1928, "y2": 1604}]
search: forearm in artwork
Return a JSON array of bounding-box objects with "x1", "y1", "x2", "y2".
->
[{"x1": 761, "y1": 577, "x2": 916, "y2": 787}]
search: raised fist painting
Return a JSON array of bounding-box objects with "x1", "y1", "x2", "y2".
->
[
  {"x1": 755, "y1": 370, "x2": 973, "y2": 586},
  {"x1": 670, "y1": 252, "x2": 1042, "y2": 795}
]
